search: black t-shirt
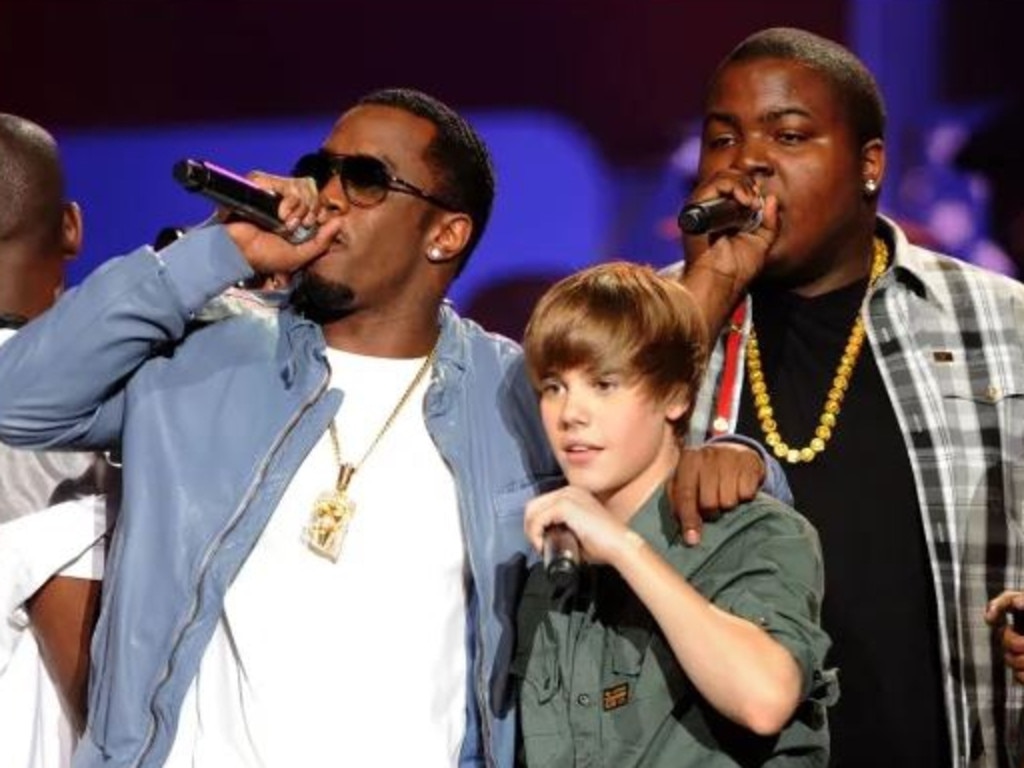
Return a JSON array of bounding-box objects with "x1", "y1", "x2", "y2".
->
[{"x1": 735, "y1": 276, "x2": 952, "y2": 768}]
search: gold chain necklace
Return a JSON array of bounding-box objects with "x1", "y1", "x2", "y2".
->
[
  {"x1": 746, "y1": 237, "x2": 888, "y2": 465},
  {"x1": 302, "y1": 345, "x2": 437, "y2": 561}
]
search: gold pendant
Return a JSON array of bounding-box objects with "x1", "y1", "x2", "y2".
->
[{"x1": 303, "y1": 464, "x2": 356, "y2": 561}]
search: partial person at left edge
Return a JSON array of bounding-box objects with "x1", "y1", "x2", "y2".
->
[{"x1": 0, "y1": 114, "x2": 112, "y2": 764}]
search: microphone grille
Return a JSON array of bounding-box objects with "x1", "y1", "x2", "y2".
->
[
  {"x1": 172, "y1": 159, "x2": 208, "y2": 191},
  {"x1": 677, "y1": 206, "x2": 709, "y2": 235}
]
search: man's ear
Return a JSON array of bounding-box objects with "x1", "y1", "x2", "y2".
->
[
  {"x1": 425, "y1": 212, "x2": 473, "y2": 265},
  {"x1": 861, "y1": 139, "x2": 886, "y2": 197},
  {"x1": 61, "y1": 201, "x2": 83, "y2": 260}
]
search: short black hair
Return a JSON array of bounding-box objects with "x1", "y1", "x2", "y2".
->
[
  {"x1": 357, "y1": 88, "x2": 495, "y2": 273},
  {"x1": 0, "y1": 114, "x2": 65, "y2": 247},
  {"x1": 716, "y1": 27, "x2": 886, "y2": 149}
]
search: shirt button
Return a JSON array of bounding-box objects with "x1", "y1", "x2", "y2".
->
[
  {"x1": 986, "y1": 384, "x2": 1002, "y2": 402},
  {"x1": 576, "y1": 694, "x2": 591, "y2": 707}
]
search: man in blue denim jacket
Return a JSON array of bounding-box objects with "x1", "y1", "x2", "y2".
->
[{"x1": 0, "y1": 89, "x2": 784, "y2": 768}]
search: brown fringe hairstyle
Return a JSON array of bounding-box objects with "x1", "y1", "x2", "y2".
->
[{"x1": 523, "y1": 262, "x2": 708, "y2": 438}]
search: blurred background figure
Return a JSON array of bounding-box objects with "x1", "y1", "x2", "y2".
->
[
  {"x1": 462, "y1": 273, "x2": 568, "y2": 341},
  {"x1": 955, "y1": 100, "x2": 1024, "y2": 277}
]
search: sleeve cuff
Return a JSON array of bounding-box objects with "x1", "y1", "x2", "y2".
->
[{"x1": 158, "y1": 225, "x2": 256, "y2": 317}]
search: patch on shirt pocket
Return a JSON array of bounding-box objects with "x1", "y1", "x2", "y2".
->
[{"x1": 602, "y1": 682, "x2": 630, "y2": 711}]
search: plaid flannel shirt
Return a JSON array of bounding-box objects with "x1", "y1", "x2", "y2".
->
[{"x1": 687, "y1": 217, "x2": 1024, "y2": 768}]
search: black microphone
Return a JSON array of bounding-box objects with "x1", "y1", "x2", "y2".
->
[
  {"x1": 172, "y1": 159, "x2": 316, "y2": 245},
  {"x1": 677, "y1": 197, "x2": 763, "y2": 236},
  {"x1": 543, "y1": 524, "x2": 580, "y2": 590}
]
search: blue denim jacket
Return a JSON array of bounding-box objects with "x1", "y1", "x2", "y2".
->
[{"x1": 0, "y1": 226, "x2": 562, "y2": 767}]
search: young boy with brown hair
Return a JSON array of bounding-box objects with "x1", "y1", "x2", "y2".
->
[{"x1": 515, "y1": 262, "x2": 834, "y2": 766}]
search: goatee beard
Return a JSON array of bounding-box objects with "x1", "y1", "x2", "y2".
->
[{"x1": 289, "y1": 272, "x2": 355, "y2": 325}]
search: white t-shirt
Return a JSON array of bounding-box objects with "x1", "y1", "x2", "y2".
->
[
  {"x1": 166, "y1": 347, "x2": 467, "y2": 767},
  {"x1": 0, "y1": 495, "x2": 108, "y2": 768}
]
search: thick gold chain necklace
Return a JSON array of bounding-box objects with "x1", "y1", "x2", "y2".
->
[
  {"x1": 302, "y1": 345, "x2": 437, "y2": 561},
  {"x1": 746, "y1": 237, "x2": 888, "y2": 464}
]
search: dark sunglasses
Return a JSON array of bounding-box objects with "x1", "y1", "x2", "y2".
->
[{"x1": 291, "y1": 150, "x2": 459, "y2": 212}]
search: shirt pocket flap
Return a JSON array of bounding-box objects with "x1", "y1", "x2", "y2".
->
[
  {"x1": 608, "y1": 618, "x2": 654, "y2": 677},
  {"x1": 931, "y1": 350, "x2": 1024, "y2": 404},
  {"x1": 512, "y1": 624, "x2": 561, "y2": 705}
]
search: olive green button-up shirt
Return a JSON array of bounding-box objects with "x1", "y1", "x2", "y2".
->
[{"x1": 514, "y1": 488, "x2": 835, "y2": 767}]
